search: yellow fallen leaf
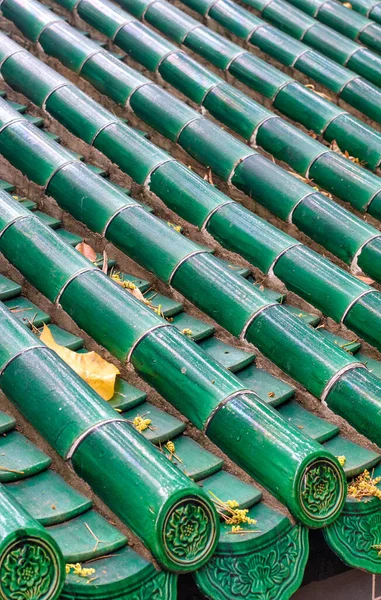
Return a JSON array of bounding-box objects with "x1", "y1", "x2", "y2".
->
[
  {"x1": 40, "y1": 325, "x2": 120, "y2": 400},
  {"x1": 75, "y1": 242, "x2": 97, "y2": 262}
]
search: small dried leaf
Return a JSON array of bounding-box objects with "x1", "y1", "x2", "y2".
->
[
  {"x1": 111, "y1": 273, "x2": 166, "y2": 318},
  {"x1": 129, "y1": 286, "x2": 146, "y2": 302},
  {"x1": 329, "y1": 140, "x2": 364, "y2": 165},
  {"x1": 75, "y1": 242, "x2": 97, "y2": 262},
  {"x1": 330, "y1": 140, "x2": 342, "y2": 154},
  {"x1": 312, "y1": 185, "x2": 333, "y2": 199},
  {"x1": 305, "y1": 83, "x2": 333, "y2": 101},
  {"x1": 203, "y1": 168, "x2": 214, "y2": 185},
  {"x1": 40, "y1": 324, "x2": 120, "y2": 400},
  {"x1": 288, "y1": 171, "x2": 312, "y2": 184},
  {"x1": 355, "y1": 275, "x2": 375, "y2": 285},
  {"x1": 102, "y1": 250, "x2": 108, "y2": 274}
]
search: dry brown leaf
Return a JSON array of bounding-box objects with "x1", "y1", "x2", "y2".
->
[
  {"x1": 329, "y1": 140, "x2": 342, "y2": 154},
  {"x1": 102, "y1": 249, "x2": 108, "y2": 274},
  {"x1": 128, "y1": 286, "x2": 146, "y2": 302},
  {"x1": 330, "y1": 140, "x2": 363, "y2": 164},
  {"x1": 312, "y1": 185, "x2": 333, "y2": 199},
  {"x1": 288, "y1": 171, "x2": 312, "y2": 184},
  {"x1": 110, "y1": 272, "x2": 165, "y2": 317},
  {"x1": 203, "y1": 168, "x2": 214, "y2": 185},
  {"x1": 110, "y1": 273, "x2": 147, "y2": 301},
  {"x1": 75, "y1": 242, "x2": 97, "y2": 262},
  {"x1": 355, "y1": 275, "x2": 375, "y2": 285},
  {"x1": 305, "y1": 84, "x2": 333, "y2": 101},
  {"x1": 40, "y1": 324, "x2": 120, "y2": 400}
]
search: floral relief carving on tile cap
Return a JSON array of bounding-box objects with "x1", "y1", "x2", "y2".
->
[
  {"x1": 164, "y1": 500, "x2": 213, "y2": 563},
  {"x1": 1, "y1": 540, "x2": 58, "y2": 600},
  {"x1": 301, "y1": 460, "x2": 342, "y2": 518}
]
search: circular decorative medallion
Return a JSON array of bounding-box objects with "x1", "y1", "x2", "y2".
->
[
  {"x1": 0, "y1": 538, "x2": 61, "y2": 600},
  {"x1": 299, "y1": 459, "x2": 345, "y2": 521},
  {"x1": 163, "y1": 498, "x2": 217, "y2": 566}
]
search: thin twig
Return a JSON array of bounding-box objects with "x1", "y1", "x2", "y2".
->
[{"x1": 84, "y1": 522, "x2": 107, "y2": 552}]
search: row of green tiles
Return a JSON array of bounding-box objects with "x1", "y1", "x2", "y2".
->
[
  {"x1": 11, "y1": 0, "x2": 381, "y2": 225},
  {"x1": 240, "y1": 0, "x2": 381, "y2": 76},
  {"x1": 0, "y1": 330, "x2": 359, "y2": 585},
  {"x1": 0, "y1": 196, "x2": 362, "y2": 393},
  {"x1": 1, "y1": 103, "x2": 381, "y2": 461},
  {"x1": 107, "y1": 0, "x2": 381, "y2": 171},
  {"x1": 265, "y1": 0, "x2": 381, "y2": 52},
  {"x1": 0, "y1": 408, "x2": 311, "y2": 600},
  {"x1": 337, "y1": 0, "x2": 381, "y2": 22},
  {"x1": 178, "y1": 0, "x2": 381, "y2": 124},
  {"x1": 0, "y1": 89, "x2": 151, "y2": 149},
  {"x1": 0, "y1": 188, "x2": 349, "y2": 529},
  {"x1": 0, "y1": 300, "x2": 221, "y2": 573},
  {"x1": 17, "y1": 195, "x2": 381, "y2": 392},
  {"x1": 3, "y1": 51, "x2": 381, "y2": 353},
  {"x1": 4, "y1": 214, "x2": 380, "y2": 413},
  {"x1": 4, "y1": 241, "x2": 381, "y2": 576},
  {"x1": 42, "y1": 0, "x2": 381, "y2": 219},
  {"x1": 0, "y1": 98, "x2": 299, "y2": 316},
  {"x1": 5, "y1": 202, "x2": 353, "y2": 407},
  {"x1": 166, "y1": 0, "x2": 381, "y2": 86},
  {"x1": 0, "y1": 411, "x2": 180, "y2": 599}
]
